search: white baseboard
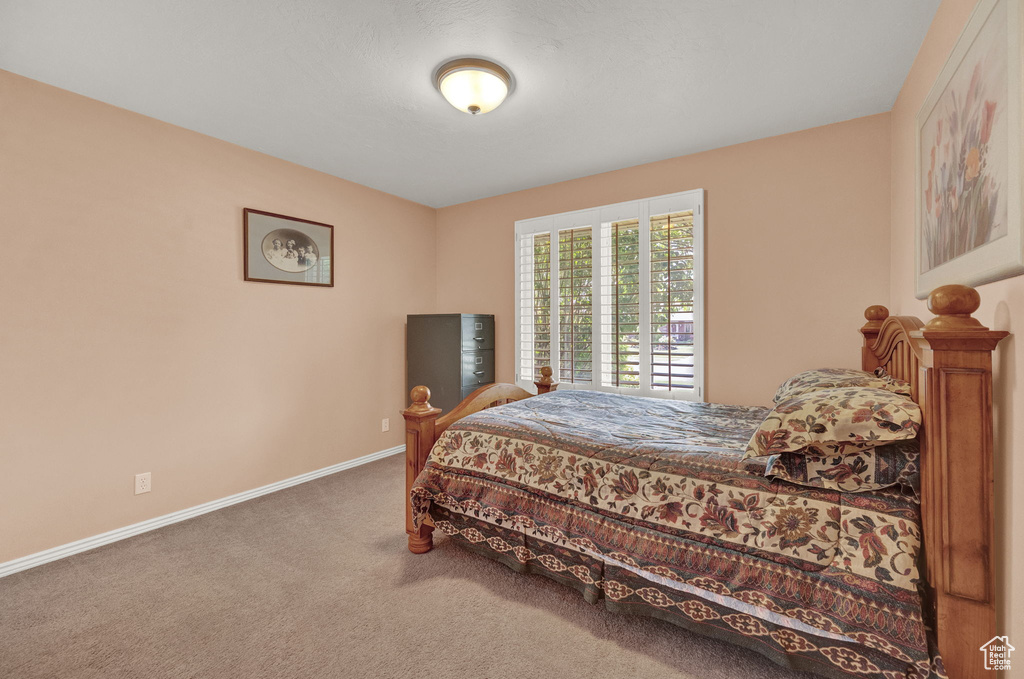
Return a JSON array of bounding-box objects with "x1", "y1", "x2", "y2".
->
[{"x1": 0, "y1": 444, "x2": 405, "y2": 579}]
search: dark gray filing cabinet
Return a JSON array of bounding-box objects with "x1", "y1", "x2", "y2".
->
[{"x1": 407, "y1": 314, "x2": 495, "y2": 415}]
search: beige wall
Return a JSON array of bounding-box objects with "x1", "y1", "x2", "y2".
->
[
  {"x1": 889, "y1": 0, "x2": 1023, "y2": 647},
  {"x1": 0, "y1": 70, "x2": 437, "y2": 563},
  {"x1": 435, "y1": 114, "x2": 893, "y2": 406}
]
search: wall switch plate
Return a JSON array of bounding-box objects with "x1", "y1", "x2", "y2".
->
[
  {"x1": 381, "y1": 418, "x2": 390, "y2": 433},
  {"x1": 135, "y1": 472, "x2": 151, "y2": 495}
]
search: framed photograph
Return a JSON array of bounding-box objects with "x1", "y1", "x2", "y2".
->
[
  {"x1": 244, "y1": 208, "x2": 333, "y2": 287},
  {"x1": 916, "y1": 0, "x2": 1023, "y2": 298}
]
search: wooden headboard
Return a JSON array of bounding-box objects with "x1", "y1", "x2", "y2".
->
[{"x1": 860, "y1": 284, "x2": 1007, "y2": 679}]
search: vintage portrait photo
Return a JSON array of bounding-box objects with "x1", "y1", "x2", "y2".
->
[
  {"x1": 262, "y1": 228, "x2": 320, "y2": 273},
  {"x1": 244, "y1": 209, "x2": 334, "y2": 287}
]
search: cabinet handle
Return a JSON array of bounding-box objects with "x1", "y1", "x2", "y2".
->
[
  {"x1": 473, "y1": 336, "x2": 485, "y2": 341},
  {"x1": 473, "y1": 370, "x2": 485, "y2": 375}
]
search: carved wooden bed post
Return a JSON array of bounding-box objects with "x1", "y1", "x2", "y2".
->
[
  {"x1": 861, "y1": 284, "x2": 1007, "y2": 679},
  {"x1": 403, "y1": 374, "x2": 552, "y2": 554},
  {"x1": 860, "y1": 304, "x2": 889, "y2": 372},
  {"x1": 403, "y1": 386, "x2": 440, "y2": 554},
  {"x1": 534, "y1": 366, "x2": 557, "y2": 394},
  {"x1": 920, "y1": 285, "x2": 1007, "y2": 679}
]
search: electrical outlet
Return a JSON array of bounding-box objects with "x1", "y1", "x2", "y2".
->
[
  {"x1": 381, "y1": 417, "x2": 390, "y2": 433},
  {"x1": 135, "y1": 472, "x2": 151, "y2": 495}
]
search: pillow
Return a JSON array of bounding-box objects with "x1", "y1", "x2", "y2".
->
[
  {"x1": 772, "y1": 368, "x2": 912, "y2": 404},
  {"x1": 744, "y1": 387, "x2": 921, "y2": 459},
  {"x1": 764, "y1": 439, "x2": 920, "y2": 496}
]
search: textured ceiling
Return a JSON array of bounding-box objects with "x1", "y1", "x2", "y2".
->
[{"x1": 0, "y1": 0, "x2": 939, "y2": 207}]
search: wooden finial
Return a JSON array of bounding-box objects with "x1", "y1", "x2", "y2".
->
[
  {"x1": 925, "y1": 284, "x2": 985, "y2": 330},
  {"x1": 534, "y1": 366, "x2": 557, "y2": 394},
  {"x1": 860, "y1": 305, "x2": 889, "y2": 348},
  {"x1": 864, "y1": 305, "x2": 889, "y2": 322},
  {"x1": 407, "y1": 385, "x2": 435, "y2": 414}
]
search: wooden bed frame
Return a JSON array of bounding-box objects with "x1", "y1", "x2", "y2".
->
[{"x1": 403, "y1": 285, "x2": 1007, "y2": 679}]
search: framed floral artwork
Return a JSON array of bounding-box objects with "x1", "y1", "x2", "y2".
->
[
  {"x1": 916, "y1": 0, "x2": 1023, "y2": 298},
  {"x1": 243, "y1": 208, "x2": 334, "y2": 287}
]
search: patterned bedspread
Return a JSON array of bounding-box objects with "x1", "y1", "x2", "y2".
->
[{"x1": 411, "y1": 391, "x2": 942, "y2": 679}]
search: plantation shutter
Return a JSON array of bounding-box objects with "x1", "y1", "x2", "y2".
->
[
  {"x1": 516, "y1": 191, "x2": 702, "y2": 400},
  {"x1": 598, "y1": 202, "x2": 642, "y2": 390},
  {"x1": 515, "y1": 211, "x2": 597, "y2": 389},
  {"x1": 645, "y1": 192, "x2": 703, "y2": 399},
  {"x1": 516, "y1": 230, "x2": 552, "y2": 384},
  {"x1": 558, "y1": 227, "x2": 593, "y2": 383},
  {"x1": 650, "y1": 209, "x2": 696, "y2": 393}
]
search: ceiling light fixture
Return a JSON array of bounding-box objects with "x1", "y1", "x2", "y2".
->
[{"x1": 434, "y1": 58, "x2": 513, "y2": 115}]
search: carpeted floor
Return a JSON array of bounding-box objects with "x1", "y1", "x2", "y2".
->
[{"x1": 0, "y1": 454, "x2": 814, "y2": 679}]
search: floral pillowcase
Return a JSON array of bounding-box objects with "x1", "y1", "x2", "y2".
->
[
  {"x1": 744, "y1": 386, "x2": 921, "y2": 459},
  {"x1": 764, "y1": 439, "x2": 920, "y2": 496},
  {"x1": 772, "y1": 367, "x2": 912, "y2": 404}
]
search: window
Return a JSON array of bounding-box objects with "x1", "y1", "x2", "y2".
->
[{"x1": 515, "y1": 190, "x2": 704, "y2": 401}]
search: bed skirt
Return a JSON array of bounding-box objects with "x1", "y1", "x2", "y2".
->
[{"x1": 430, "y1": 505, "x2": 945, "y2": 679}]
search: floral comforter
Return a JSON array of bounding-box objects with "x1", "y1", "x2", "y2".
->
[{"x1": 411, "y1": 390, "x2": 941, "y2": 679}]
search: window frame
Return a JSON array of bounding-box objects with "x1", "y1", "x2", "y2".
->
[{"x1": 514, "y1": 189, "x2": 705, "y2": 401}]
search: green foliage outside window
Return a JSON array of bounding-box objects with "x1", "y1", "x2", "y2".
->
[{"x1": 529, "y1": 210, "x2": 694, "y2": 391}]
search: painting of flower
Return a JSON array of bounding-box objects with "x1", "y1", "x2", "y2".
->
[
  {"x1": 920, "y1": 0, "x2": 1007, "y2": 272},
  {"x1": 916, "y1": 0, "x2": 1023, "y2": 297}
]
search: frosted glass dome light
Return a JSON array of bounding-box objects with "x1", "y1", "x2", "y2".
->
[{"x1": 435, "y1": 58, "x2": 512, "y2": 115}]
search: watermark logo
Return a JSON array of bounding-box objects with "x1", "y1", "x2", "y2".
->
[{"x1": 980, "y1": 636, "x2": 1014, "y2": 671}]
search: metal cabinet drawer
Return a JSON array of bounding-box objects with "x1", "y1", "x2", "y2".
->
[
  {"x1": 461, "y1": 350, "x2": 494, "y2": 386},
  {"x1": 461, "y1": 316, "x2": 494, "y2": 352}
]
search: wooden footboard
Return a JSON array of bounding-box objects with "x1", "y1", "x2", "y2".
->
[{"x1": 403, "y1": 368, "x2": 556, "y2": 554}]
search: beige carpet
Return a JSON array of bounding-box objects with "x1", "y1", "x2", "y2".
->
[{"x1": 0, "y1": 454, "x2": 812, "y2": 679}]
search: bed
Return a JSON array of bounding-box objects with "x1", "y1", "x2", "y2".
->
[{"x1": 403, "y1": 284, "x2": 1006, "y2": 679}]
